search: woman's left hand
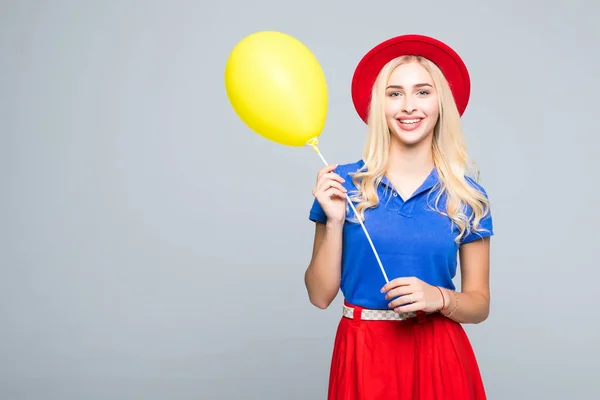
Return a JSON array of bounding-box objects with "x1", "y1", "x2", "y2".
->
[{"x1": 381, "y1": 277, "x2": 444, "y2": 313}]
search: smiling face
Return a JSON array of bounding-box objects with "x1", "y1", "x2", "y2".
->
[{"x1": 384, "y1": 61, "x2": 440, "y2": 148}]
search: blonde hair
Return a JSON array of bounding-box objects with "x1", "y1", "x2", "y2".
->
[{"x1": 348, "y1": 55, "x2": 490, "y2": 243}]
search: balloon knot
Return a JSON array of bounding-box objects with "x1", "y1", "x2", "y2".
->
[{"x1": 305, "y1": 137, "x2": 319, "y2": 151}]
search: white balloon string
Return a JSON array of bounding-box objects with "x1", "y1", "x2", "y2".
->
[{"x1": 305, "y1": 138, "x2": 389, "y2": 284}]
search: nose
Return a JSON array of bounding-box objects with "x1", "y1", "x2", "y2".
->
[{"x1": 402, "y1": 95, "x2": 417, "y2": 113}]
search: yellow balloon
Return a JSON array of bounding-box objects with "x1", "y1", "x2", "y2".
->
[{"x1": 224, "y1": 31, "x2": 328, "y2": 147}]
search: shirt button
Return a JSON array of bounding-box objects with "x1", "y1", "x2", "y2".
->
[{"x1": 393, "y1": 192, "x2": 397, "y2": 197}]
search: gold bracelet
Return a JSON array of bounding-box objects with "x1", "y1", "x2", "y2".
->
[{"x1": 441, "y1": 291, "x2": 459, "y2": 317}]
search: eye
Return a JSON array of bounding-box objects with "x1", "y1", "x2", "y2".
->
[
  {"x1": 388, "y1": 91, "x2": 401, "y2": 97},
  {"x1": 417, "y1": 90, "x2": 430, "y2": 95}
]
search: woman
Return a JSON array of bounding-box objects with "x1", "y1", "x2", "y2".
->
[{"x1": 305, "y1": 34, "x2": 494, "y2": 399}]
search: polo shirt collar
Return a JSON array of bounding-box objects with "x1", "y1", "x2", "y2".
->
[{"x1": 356, "y1": 159, "x2": 440, "y2": 200}]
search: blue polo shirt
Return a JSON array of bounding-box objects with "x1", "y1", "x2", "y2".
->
[{"x1": 308, "y1": 159, "x2": 494, "y2": 310}]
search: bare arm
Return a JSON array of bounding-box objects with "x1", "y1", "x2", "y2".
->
[
  {"x1": 440, "y1": 237, "x2": 491, "y2": 324},
  {"x1": 304, "y1": 220, "x2": 344, "y2": 309}
]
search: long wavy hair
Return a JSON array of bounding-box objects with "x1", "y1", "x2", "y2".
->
[{"x1": 348, "y1": 55, "x2": 490, "y2": 243}]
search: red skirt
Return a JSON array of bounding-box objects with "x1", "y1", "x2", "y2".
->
[{"x1": 328, "y1": 302, "x2": 487, "y2": 400}]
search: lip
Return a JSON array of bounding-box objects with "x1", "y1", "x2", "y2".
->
[
  {"x1": 397, "y1": 116, "x2": 425, "y2": 121},
  {"x1": 396, "y1": 117, "x2": 425, "y2": 131}
]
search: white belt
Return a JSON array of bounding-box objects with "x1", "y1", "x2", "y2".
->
[{"x1": 342, "y1": 304, "x2": 433, "y2": 321}]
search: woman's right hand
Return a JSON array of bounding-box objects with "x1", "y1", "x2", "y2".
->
[{"x1": 312, "y1": 164, "x2": 348, "y2": 224}]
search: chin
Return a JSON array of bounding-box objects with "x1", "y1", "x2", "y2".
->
[{"x1": 391, "y1": 130, "x2": 430, "y2": 147}]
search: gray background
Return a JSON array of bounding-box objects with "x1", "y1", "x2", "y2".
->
[{"x1": 2, "y1": 0, "x2": 598, "y2": 399}]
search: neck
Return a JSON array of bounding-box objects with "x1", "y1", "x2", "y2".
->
[{"x1": 386, "y1": 136, "x2": 434, "y2": 177}]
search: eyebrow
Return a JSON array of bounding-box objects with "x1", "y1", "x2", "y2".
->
[{"x1": 386, "y1": 83, "x2": 433, "y2": 89}]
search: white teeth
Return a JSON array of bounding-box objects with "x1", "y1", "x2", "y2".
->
[{"x1": 399, "y1": 119, "x2": 422, "y2": 124}]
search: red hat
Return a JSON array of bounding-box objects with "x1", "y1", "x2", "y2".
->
[{"x1": 351, "y1": 34, "x2": 471, "y2": 123}]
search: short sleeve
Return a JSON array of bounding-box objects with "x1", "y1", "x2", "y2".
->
[
  {"x1": 307, "y1": 163, "x2": 352, "y2": 224},
  {"x1": 309, "y1": 198, "x2": 328, "y2": 224},
  {"x1": 460, "y1": 179, "x2": 494, "y2": 245}
]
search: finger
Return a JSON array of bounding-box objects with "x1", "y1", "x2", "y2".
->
[
  {"x1": 315, "y1": 185, "x2": 346, "y2": 201},
  {"x1": 313, "y1": 176, "x2": 344, "y2": 197},
  {"x1": 384, "y1": 285, "x2": 413, "y2": 300},
  {"x1": 313, "y1": 176, "x2": 343, "y2": 197},
  {"x1": 317, "y1": 164, "x2": 338, "y2": 180},
  {"x1": 380, "y1": 277, "x2": 413, "y2": 293},
  {"x1": 316, "y1": 172, "x2": 345, "y2": 187},
  {"x1": 388, "y1": 292, "x2": 422, "y2": 309},
  {"x1": 394, "y1": 301, "x2": 424, "y2": 314},
  {"x1": 317, "y1": 180, "x2": 346, "y2": 195},
  {"x1": 324, "y1": 187, "x2": 347, "y2": 200}
]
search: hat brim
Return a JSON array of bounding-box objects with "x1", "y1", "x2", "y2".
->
[{"x1": 351, "y1": 34, "x2": 471, "y2": 123}]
